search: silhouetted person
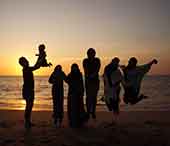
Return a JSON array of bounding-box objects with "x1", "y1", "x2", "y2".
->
[
  {"x1": 66, "y1": 64, "x2": 87, "y2": 128},
  {"x1": 103, "y1": 57, "x2": 124, "y2": 124},
  {"x1": 83, "y1": 48, "x2": 101, "y2": 119},
  {"x1": 122, "y1": 57, "x2": 158, "y2": 105},
  {"x1": 49, "y1": 65, "x2": 66, "y2": 128},
  {"x1": 19, "y1": 56, "x2": 43, "y2": 129},
  {"x1": 36, "y1": 44, "x2": 52, "y2": 67}
]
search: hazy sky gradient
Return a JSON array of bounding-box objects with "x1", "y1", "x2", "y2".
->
[{"x1": 0, "y1": 0, "x2": 170, "y2": 75}]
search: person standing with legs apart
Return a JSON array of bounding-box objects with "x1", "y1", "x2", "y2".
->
[
  {"x1": 83, "y1": 48, "x2": 101, "y2": 119},
  {"x1": 19, "y1": 55, "x2": 44, "y2": 129},
  {"x1": 49, "y1": 65, "x2": 67, "y2": 128}
]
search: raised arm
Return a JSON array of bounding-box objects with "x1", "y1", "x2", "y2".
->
[
  {"x1": 147, "y1": 59, "x2": 158, "y2": 67},
  {"x1": 138, "y1": 59, "x2": 158, "y2": 75}
]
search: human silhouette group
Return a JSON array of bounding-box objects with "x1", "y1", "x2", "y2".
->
[{"x1": 19, "y1": 44, "x2": 158, "y2": 129}]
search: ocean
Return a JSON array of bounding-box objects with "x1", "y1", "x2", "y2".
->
[{"x1": 0, "y1": 75, "x2": 170, "y2": 111}]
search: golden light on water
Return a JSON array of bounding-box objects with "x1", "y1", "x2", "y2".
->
[{"x1": 17, "y1": 100, "x2": 26, "y2": 110}]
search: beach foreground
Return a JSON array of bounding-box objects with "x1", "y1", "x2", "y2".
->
[{"x1": 0, "y1": 110, "x2": 170, "y2": 146}]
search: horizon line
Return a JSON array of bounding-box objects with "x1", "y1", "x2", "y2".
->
[{"x1": 0, "y1": 74, "x2": 170, "y2": 77}]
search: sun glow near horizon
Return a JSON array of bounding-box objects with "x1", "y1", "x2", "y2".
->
[
  {"x1": 0, "y1": 53, "x2": 168, "y2": 76},
  {"x1": 0, "y1": 0, "x2": 170, "y2": 75}
]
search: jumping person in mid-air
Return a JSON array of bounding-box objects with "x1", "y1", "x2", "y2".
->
[{"x1": 122, "y1": 57, "x2": 158, "y2": 105}]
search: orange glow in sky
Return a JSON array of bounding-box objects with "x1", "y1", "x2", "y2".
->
[{"x1": 0, "y1": 0, "x2": 170, "y2": 75}]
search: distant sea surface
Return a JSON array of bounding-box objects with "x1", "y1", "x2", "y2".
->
[{"x1": 0, "y1": 75, "x2": 170, "y2": 111}]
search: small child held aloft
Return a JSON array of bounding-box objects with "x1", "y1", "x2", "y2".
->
[
  {"x1": 36, "y1": 44, "x2": 52, "y2": 67},
  {"x1": 49, "y1": 65, "x2": 66, "y2": 128}
]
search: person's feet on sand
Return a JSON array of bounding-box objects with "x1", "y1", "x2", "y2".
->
[
  {"x1": 58, "y1": 121, "x2": 63, "y2": 128},
  {"x1": 92, "y1": 113, "x2": 96, "y2": 119},
  {"x1": 54, "y1": 118, "x2": 64, "y2": 128},
  {"x1": 25, "y1": 121, "x2": 35, "y2": 129},
  {"x1": 54, "y1": 119, "x2": 60, "y2": 128},
  {"x1": 54, "y1": 121, "x2": 58, "y2": 128},
  {"x1": 104, "y1": 121, "x2": 117, "y2": 128}
]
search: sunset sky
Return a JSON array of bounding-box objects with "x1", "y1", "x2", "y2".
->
[{"x1": 0, "y1": 0, "x2": 170, "y2": 75}]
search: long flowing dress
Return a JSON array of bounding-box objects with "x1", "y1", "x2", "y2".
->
[{"x1": 67, "y1": 71, "x2": 86, "y2": 128}]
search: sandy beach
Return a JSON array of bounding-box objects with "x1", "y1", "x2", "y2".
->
[{"x1": 0, "y1": 109, "x2": 170, "y2": 146}]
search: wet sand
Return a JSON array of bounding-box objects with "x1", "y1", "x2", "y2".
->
[{"x1": 0, "y1": 110, "x2": 170, "y2": 146}]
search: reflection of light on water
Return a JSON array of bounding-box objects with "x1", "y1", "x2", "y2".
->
[
  {"x1": 0, "y1": 99, "x2": 26, "y2": 111},
  {"x1": 15, "y1": 99, "x2": 53, "y2": 111},
  {"x1": 16, "y1": 99, "x2": 45, "y2": 111},
  {"x1": 16, "y1": 100, "x2": 25, "y2": 110},
  {"x1": 1, "y1": 99, "x2": 52, "y2": 111},
  {"x1": 0, "y1": 76, "x2": 170, "y2": 111}
]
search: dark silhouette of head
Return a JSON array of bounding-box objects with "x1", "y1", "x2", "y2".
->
[
  {"x1": 38, "y1": 44, "x2": 46, "y2": 52},
  {"x1": 111, "y1": 57, "x2": 120, "y2": 67},
  {"x1": 71, "y1": 63, "x2": 80, "y2": 73},
  {"x1": 19, "y1": 57, "x2": 29, "y2": 68},
  {"x1": 54, "y1": 65, "x2": 62, "y2": 72},
  {"x1": 87, "y1": 48, "x2": 96, "y2": 60},
  {"x1": 128, "y1": 57, "x2": 138, "y2": 68},
  {"x1": 106, "y1": 57, "x2": 120, "y2": 73}
]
